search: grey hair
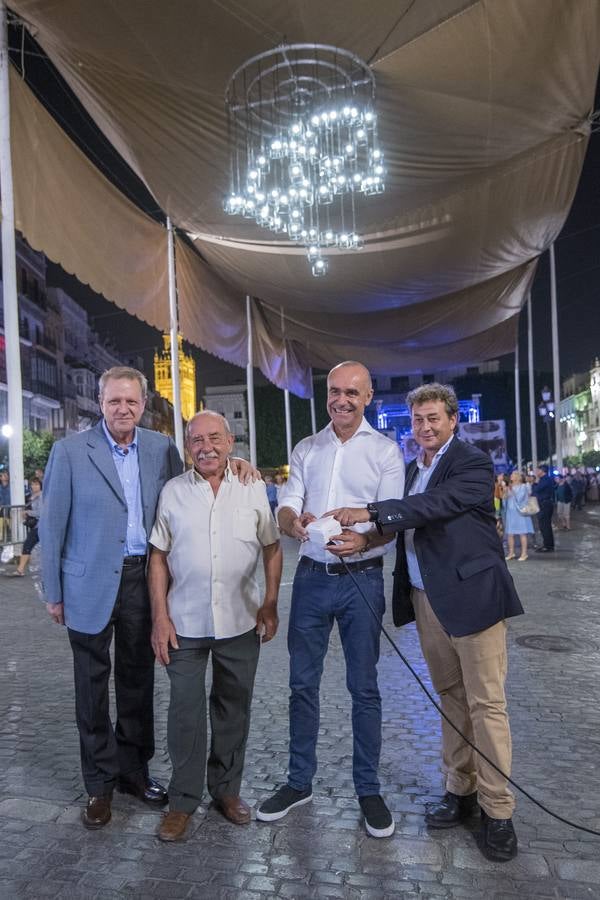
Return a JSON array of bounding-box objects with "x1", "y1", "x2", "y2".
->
[
  {"x1": 98, "y1": 366, "x2": 148, "y2": 401},
  {"x1": 406, "y1": 382, "x2": 459, "y2": 418},
  {"x1": 327, "y1": 360, "x2": 373, "y2": 391},
  {"x1": 185, "y1": 410, "x2": 232, "y2": 441}
]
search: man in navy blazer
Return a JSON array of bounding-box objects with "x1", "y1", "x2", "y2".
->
[
  {"x1": 40, "y1": 367, "x2": 183, "y2": 829},
  {"x1": 326, "y1": 383, "x2": 523, "y2": 863}
]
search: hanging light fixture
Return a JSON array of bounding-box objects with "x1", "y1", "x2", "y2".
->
[{"x1": 224, "y1": 43, "x2": 385, "y2": 275}]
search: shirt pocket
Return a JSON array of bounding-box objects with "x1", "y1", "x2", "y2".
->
[{"x1": 233, "y1": 507, "x2": 257, "y2": 542}]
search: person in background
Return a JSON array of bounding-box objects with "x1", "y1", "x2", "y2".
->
[
  {"x1": 265, "y1": 475, "x2": 278, "y2": 517},
  {"x1": 555, "y1": 476, "x2": 573, "y2": 530},
  {"x1": 0, "y1": 470, "x2": 11, "y2": 544},
  {"x1": 532, "y1": 465, "x2": 555, "y2": 552},
  {"x1": 4, "y1": 476, "x2": 43, "y2": 577},
  {"x1": 503, "y1": 472, "x2": 533, "y2": 561}
]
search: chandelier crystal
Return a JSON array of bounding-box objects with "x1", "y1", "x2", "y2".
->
[{"x1": 224, "y1": 44, "x2": 385, "y2": 276}]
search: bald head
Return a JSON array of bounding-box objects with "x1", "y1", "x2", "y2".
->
[
  {"x1": 326, "y1": 361, "x2": 374, "y2": 440},
  {"x1": 328, "y1": 361, "x2": 372, "y2": 392}
]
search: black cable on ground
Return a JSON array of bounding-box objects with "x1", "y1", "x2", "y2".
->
[{"x1": 341, "y1": 560, "x2": 600, "y2": 838}]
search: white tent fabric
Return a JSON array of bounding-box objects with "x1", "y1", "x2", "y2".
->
[{"x1": 10, "y1": 0, "x2": 600, "y2": 392}]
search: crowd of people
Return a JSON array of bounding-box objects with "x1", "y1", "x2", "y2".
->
[
  {"x1": 0, "y1": 362, "x2": 597, "y2": 868},
  {"x1": 493, "y1": 464, "x2": 598, "y2": 557}
]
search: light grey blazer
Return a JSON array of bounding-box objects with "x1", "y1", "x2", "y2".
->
[{"x1": 39, "y1": 421, "x2": 183, "y2": 634}]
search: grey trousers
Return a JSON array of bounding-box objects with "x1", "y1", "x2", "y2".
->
[{"x1": 166, "y1": 628, "x2": 260, "y2": 814}]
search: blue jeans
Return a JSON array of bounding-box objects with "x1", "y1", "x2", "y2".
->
[{"x1": 287, "y1": 562, "x2": 385, "y2": 797}]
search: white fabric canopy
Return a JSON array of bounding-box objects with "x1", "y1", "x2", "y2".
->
[{"x1": 10, "y1": 0, "x2": 600, "y2": 393}]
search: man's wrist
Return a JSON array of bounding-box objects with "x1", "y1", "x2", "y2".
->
[{"x1": 366, "y1": 502, "x2": 379, "y2": 523}]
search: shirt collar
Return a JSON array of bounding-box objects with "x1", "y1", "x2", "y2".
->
[
  {"x1": 102, "y1": 419, "x2": 138, "y2": 452},
  {"x1": 416, "y1": 433, "x2": 454, "y2": 470},
  {"x1": 190, "y1": 460, "x2": 233, "y2": 484},
  {"x1": 326, "y1": 416, "x2": 374, "y2": 444}
]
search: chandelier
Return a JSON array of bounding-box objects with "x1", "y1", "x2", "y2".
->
[{"x1": 224, "y1": 44, "x2": 385, "y2": 276}]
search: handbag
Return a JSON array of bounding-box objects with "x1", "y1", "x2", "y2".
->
[
  {"x1": 24, "y1": 515, "x2": 38, "y2": 529},
  {"x1": 517, "y1": 496, "x2": 539, "y2": 516}
]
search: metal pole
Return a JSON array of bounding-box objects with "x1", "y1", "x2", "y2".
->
[
  {"x1": 0, "y1": 2, "x2": 24, "y2": 506},
  {"x1": 281, "y1": 308, "x2": 292, "y2": 464},
  {"x1": 549, "y1": 243, "x2": 562, "y2": 471},
  {"x1": 284, "y1": 389, "x2": 292, "y2": 464},
  {"x1": 527, "y1": 292, "x2": 538, "y2": 472},
  {"x1": 309, "y1": 368, "x2": 317, "y2": 435},
  {"x1": 514, "y1": 344, "x2": 522, "y2": 471},
  {"x1": 245, "y1": 295, "x2": 256, "y2": 466},
  {"x1": 166, "y1": 218, "x2": 184, "y2": 458}
]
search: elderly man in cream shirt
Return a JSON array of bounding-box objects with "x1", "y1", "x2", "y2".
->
[{"x1": 148, "y1": 411, "x2": 282, "y2": 842}]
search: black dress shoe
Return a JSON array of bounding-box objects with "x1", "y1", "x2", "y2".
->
[
  {"x1": 82, "y1": 795, "x2": 112, "y2": 830},
  {"x1": 534, "y1": 546, "x2": 554, "y2": 553},
  {"x1": 425, "y1": 791, "x2": 479, "y2": 828},
  {"x1": 117, "y1": 774, "x2": 168, "y2": 807},
  {"x1": 479, "y1": 810, "x2": 518, "y2": 861}
]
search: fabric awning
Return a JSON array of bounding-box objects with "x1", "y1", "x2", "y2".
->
[{"x1": 10, "y1": 0, "x2": 600, "y2": 393}]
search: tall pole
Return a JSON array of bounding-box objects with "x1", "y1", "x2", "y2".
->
[
  {"x1": 527, "y1": 292, "x2": 538, "y2": 472},
  {"x1": 549, "y1": 243, "x2": 563, "y2": 470},
  {"x1": 166, "y1": 218, "x2": 184, "y2": 458},
  {"x1": 514, "y1": 344, "x2": 522, "y2": 471},
  {"x1": 0, "y1": 2, "x2": 24, "y2": 506},
  {"x1": 245, "y1": 295, "x2": 256, "y2": 466},
  {"x1": 309, "y1": 367, "x2": 317, "y2": 435},
  {"x1": 281, "y1": 308, "x2": 292, "y2": 464}
]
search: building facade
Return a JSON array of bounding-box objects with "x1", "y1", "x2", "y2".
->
[
  {"x1": 203, "y1": 384, "x2": 249, "y2": 460},
  {"x1": 560, "y1": 358, "x2": 600, "y2": 459}
]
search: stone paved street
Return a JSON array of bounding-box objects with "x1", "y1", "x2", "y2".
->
[{"x1": 0, "y1": 511, "x2": 599, "y2": 899}]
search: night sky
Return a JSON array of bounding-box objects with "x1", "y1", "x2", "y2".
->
[{"x1": 9, "y1": 24, "x2": 600, "y2": 392}]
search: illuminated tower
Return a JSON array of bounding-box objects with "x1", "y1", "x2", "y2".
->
[{"x1": 153, "y1": 334, "x2": 197, "y2": 421}]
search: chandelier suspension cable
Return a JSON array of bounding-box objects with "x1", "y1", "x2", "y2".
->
[{"x1": 224, "y1": 42, "x2": 386, "y2": 275}]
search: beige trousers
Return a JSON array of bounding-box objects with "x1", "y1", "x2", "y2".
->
[{"x1": 411, "y1": 587, "x2": 515, "y2": 819}]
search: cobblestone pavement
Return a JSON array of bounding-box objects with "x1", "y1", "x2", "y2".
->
[{"x1": 0, "y1": 510, "x2": 599, "y2": 899}]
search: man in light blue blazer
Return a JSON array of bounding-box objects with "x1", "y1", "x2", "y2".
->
[{"x1": 40, "y1": 366, "x2": 183, "y2": 830}]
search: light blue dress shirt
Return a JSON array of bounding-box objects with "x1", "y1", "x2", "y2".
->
[
  {"x1": 405, "y1": 435, "x2": 454, "y2": 590},
  {"x1": 102, "y1": 420, "x2": 147, "y2": 555}
]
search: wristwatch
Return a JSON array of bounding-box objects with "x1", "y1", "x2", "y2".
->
[{"x1": 366, "y1": 502, "x2": 379, "y2": 523}]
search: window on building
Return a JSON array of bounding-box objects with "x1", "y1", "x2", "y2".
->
[
  {"x1": 234, "y1": 410, "x2": 243, "y2": 419},
  {"x1": 20, "y1": 268, "x2": 28, "y2": 295},
  {"x1": 423, "y1": 373, "x2": 434, "y2": 383},
  {"x1": 466, "y1": 366, "x2": 479, "y2": 375}
]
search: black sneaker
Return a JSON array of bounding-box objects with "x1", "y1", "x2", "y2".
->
[
  {"x1": 359, "y1": 795, "x2": 395, "y2": 838},
  {"x1": 256, "y1": 785, "x2": 313, "y2": 822}
]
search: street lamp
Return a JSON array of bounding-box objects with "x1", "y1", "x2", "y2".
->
[{"x1": 538, "y1": 386, "x2": 555, "y2": 465}]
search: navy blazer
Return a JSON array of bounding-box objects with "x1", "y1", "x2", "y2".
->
[{"x1": 374, "y1": 437, "x2": 523, "y2": 637}]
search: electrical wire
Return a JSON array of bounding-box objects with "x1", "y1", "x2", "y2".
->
[{"x1": 341, "y1": 558, "x2": 600, "y2": 838}]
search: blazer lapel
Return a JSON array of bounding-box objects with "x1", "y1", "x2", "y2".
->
[
  {"x1": 404, "y1": 460, "x2": 418, "y2": 497},
  {"x1": 87, "y1": 422, "x2": 126, "y2": 507}
]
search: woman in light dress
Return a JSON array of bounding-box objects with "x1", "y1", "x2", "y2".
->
[{"x1": 504, "y1": 471, "x2": 534, "y2": 561}]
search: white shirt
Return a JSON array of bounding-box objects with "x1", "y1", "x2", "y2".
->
[
  {"x1": 149, "y1": 465, "x2": 279, "y2": 639},
  {"x1": 280, "y1": 418, "x2": 405, "y2": 563},
  {"x1": 405, "y1": 435, "x2": 454, "y2": 589}
]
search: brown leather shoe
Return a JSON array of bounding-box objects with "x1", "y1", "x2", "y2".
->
[
  {"x1": 158, "y1": 810, "x2": 191, "y2": 842},
  {"x1": 82, "y1": 795, "x2": 112, "y2": 830},
  {"x1": 215, "y1": 795, "x2": 251, "y2": 825}
]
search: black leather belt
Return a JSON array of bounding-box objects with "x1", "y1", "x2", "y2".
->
[
  {"x1": 122, "y1": 555, "x2": 147, "y2": 566},
  {"x1": 298, "y1": 555, "x2": 383, "y2": 577}
]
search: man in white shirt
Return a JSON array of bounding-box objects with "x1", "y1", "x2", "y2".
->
[
  {"x1": 148, "y1": 411, "x2": 282, "y2": 842},
  {"x1": 256, "y1": 362, "x2": 405, "y2": 838}
]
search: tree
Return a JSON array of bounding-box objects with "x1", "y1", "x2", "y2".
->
[
  {"x1": 254, "y1": 379, "x2": 329, "y2": 467},
  {"x1": 22, "y1": 429, "x2": 55, "y2": 477}
]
